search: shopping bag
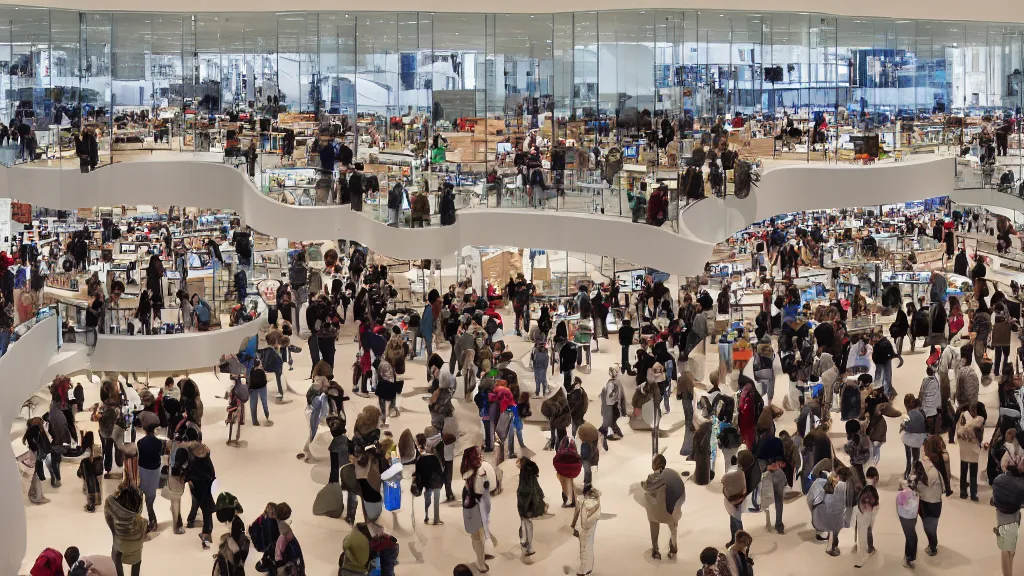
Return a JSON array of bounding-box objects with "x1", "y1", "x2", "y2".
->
[{"x1": 383, "y1": 480, "x2": 402, "y2": 511}]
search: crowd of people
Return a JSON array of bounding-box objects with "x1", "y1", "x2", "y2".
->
[{"x1": 21, "y1": 206, "x2": 1024, "y2": 576}]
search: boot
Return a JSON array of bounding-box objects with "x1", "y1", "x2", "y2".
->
[{"x1": 668, "y1": 545, "x2": 678, "y2": 559}]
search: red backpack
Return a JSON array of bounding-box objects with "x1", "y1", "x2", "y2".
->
[{"x1": 30, "y1": 548, "x2": 64, "y2": 576}]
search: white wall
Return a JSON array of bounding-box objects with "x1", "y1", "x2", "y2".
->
[{"x1": 0, "y1": 316, "x2": 62, "y2": 576}]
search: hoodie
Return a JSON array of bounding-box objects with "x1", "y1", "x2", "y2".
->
[{"x1": 104, "y1": 494, "x2": 147, "y2": 564}]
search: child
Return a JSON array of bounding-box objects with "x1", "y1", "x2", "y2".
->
[
  {"x1": 697, "y1": 546, "x2": 730, "y2": 576},
  {"x1": 533, "y1": 343, "x2": 550, "y2": 396}
]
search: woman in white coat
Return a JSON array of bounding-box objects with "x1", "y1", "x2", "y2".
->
[
  {"x1": 570, "y1": 484, "x2": 602, "y2": 576},
  {"x1": 461, "y1": 446, "x2": 498, "y2": 572}
]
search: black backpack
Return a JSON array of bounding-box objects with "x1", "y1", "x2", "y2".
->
[
  {"x1": 734, "y1": 161, "x2": 757, "y2": 200},
  {"x1": 1001, "y1": 170, "x2": 1015, "y2": 190},
  {"x1": 682, "y1": 166, "x2": 704, "y2": 200}
]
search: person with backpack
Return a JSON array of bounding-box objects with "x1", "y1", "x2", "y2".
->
[
  {"x1": 192, "y1": 294, "x2": 212, "y2": 332},
  {"x1": 871, "y1": 332, "x2": 899, "y2": 399},
  {"x1": 461, "y1": 446, "x2": 498, "y2": 572},
  {"x1": 213, "y1": 493, "x2": 248, "y2": 576},
  {"x1": 271, "y1": 503, "x2": 304, "y2": 575},
  {"x1": 248, "y1": 503, "x2": 282, "y2": 574},
  {"x1": 413, "y1": 432, "x2": 445, "y2": 525}
]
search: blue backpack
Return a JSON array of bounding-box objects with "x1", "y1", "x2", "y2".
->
[{"x1": 194, "y1": 299, "x2": 212, "y2": 325}]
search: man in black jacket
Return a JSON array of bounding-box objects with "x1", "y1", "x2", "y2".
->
[
  {"x1": 619, "y1": 318, "x2": 636, "y2": 375},
  {"x1": 871, "y1": 333, "x2": 900, "y2": 399}
]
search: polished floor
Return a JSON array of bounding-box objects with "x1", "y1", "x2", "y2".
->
[{"x1": 17, "y1": 305, "x2": 1016, "y2": 575}]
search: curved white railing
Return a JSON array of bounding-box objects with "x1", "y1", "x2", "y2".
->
[
  {"x1": 681, "y1": 156, "x2": 957, "y2": 244},
  {"x1": 0, "y1": 156, "x2": 958, "y2": 276}
]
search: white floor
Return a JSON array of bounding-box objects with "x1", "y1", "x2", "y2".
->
[{"x1": 17, "y1": 303, "x2": 1018, "y2": 576}]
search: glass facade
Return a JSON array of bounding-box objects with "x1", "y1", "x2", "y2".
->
[
  {"x1": 0, "y1": 7, "x2": 1015, "y2": 226},
  {"x1": 0, "y1": 9, "x2": 1017, "y2": 137}
]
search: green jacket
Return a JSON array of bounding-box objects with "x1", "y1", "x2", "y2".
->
[
  {"x1": 516, "y1": 458, "x2": 546, "y2": 518},
  {"x1": 341, "y1": 524, "x2": 371, "y2": 574}
]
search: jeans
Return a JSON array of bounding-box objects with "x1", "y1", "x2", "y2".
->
[
  {"x1": 995, "y1": 346, "x2": 1011, "y2": 375},
  {"x1": 899, "y1": 515, "x2": 918, "y2": 561},
  {"x1": 250, "y1": 386, "x2": 270, "y2": 422},
  {"x1": 920, "y1": 501, "x2": 941, "y2": 550},
  {"x1": 388, "y1": 207, "x2": 401, "y2": 226},
  {"x1": 423, "y1": 330, "x2": 433, "y2": 360},
  {"x1": 424, "y1": 487, "x2": 441, "y2": 522},
  {"x1": 960, "y1": 460, "x2": 978, "y2": 498},
  {"x1": 534, "y1": 368, "x2": 548, "y2": 395},
  {"x1": 874, "y1": 361, "x2": 893, "y2": 398},
  {"x1": 621, "y1": 344, "x2": 631, "y2": 372},
  {"x1": 729, "y1": 515, "x2": 743, "y2": 544},
  {"x1": 0, "y1": 329, "x2": 10, "y2": 357}
]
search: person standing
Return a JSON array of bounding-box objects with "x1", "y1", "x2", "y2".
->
[
  {"x1": 992, "y1": 463, "x2": 1024, "y2": 576},
  {"x1": 618, "y1": 318, "x2": 636, "y2": 375},
  {"x1": 570, "y1": 485, "x2": 601, "y2": 576},
  {"x1": 248, "y1": 359, "x2": 272, "y2": 425},
  {"x1": 516, "y1": 456, "x2": 545, "y2": 557},
  {"x1": 897, "y1": 476, "x2": 921, "y2": 568},
  {"x1": 642, "y1": 454, "x2": 685, "y2": 560},
  {"x1": 185, "y1": 443, "x2": 217, "y2": 549},
  {"x1": 23, "y1": 417, "x2": 51, "y2": 504},
  {"x1": 413, "y1": 432, "x2": 445, "y2": 525},
  {"x1": 956, "y1": 404, "x2": 985, "y2": 501},
  {"x1": 918, "y1": 436, "x2": 947, "y2": 557},
  {"x1": 136, "y1": 423, "x2": 166, "y2": 533},
  {"x1": 104, "y1": 485, "x2": 147, "y2": 576},
  {"x1": 598, "y1": 366, "x2": 626, "y2": 450}
]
